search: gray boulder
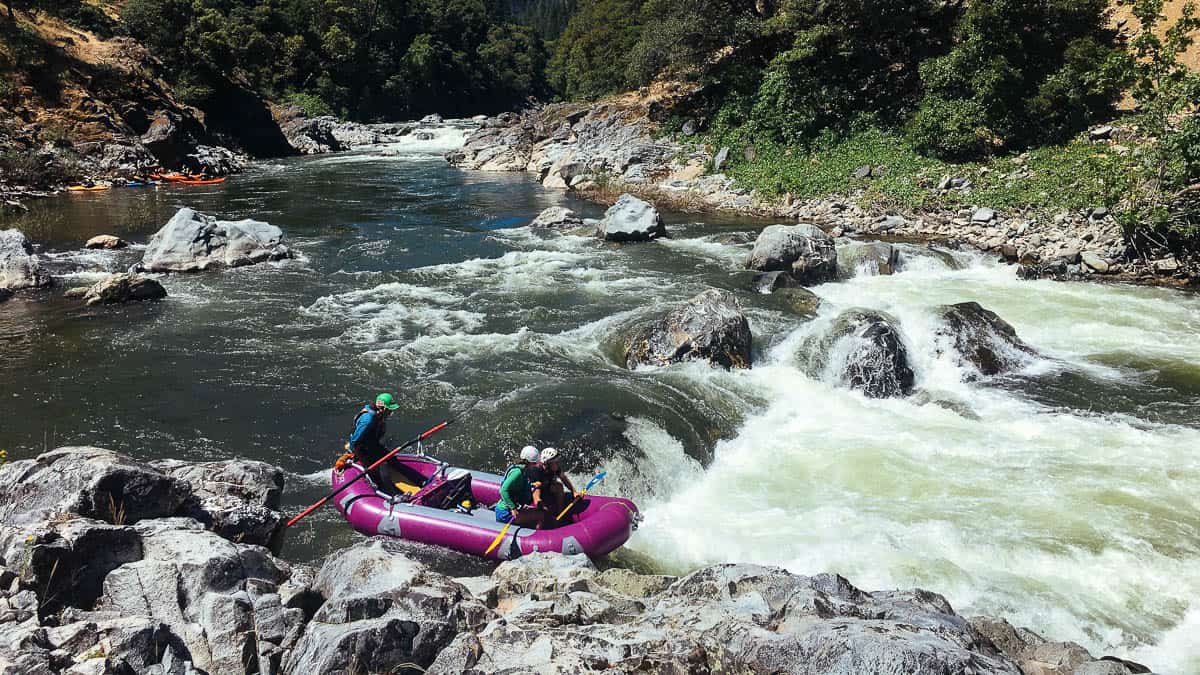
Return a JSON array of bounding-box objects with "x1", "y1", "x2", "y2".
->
[
  {"x1": 597, "y1": 194, "x2": 667, "y2": 242},
  {"x1": 150, "y1": 459, "x2": 285, "y2": 553},
  {"x1": 624, "y1": 289, "x2": 752, "y2": 370},
  {"x1": 1, "y1": 228, "x2": 51, "y2": 291},
  {"x1": 80, "y1": 273, "x2": 166, "y2": 306},
  {"x1": 84, "y1": 235, "x2": 127, "y2": 250},
  {"x1": 969, "y1": 616, "x2": 1149, "y2": 675},
  {"x1": 746, "y1": 224, "x2": 837, "y2": 285},
  {"x1": 141, "y1": 208, "x2": 292, "y2": 273},
  {"x1": 752, "y1": 270, "x2": 799, "y2": 293},
  {"x1": 530, "y1": 206, "x2": 584, "y2": 229},
  {"x1": 840, "y1": 241, "x2": 900, "y2": 276},
  {"x1": 44, "y1": 612, "x2": 189, "y2": 674},
  {"x1": 770, "y1": 287, "x2": 822, "y2": 317},
  {"x1": 808, "y1": 310, "x2": 915, "y2": 398},
  {"x1": 284, "y1": 540, "x2": 492, "y2": 674},
  {"x1": 935, "y1": 302, "x2": 1035, "y2": 377}
]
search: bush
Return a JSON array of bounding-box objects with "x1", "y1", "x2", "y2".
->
[
  {"x1": 907, "y1": 96, "x2": 989, "y2": 161},
  {"x1": 548, "y1": 0, "x2": 644, "y2": 99},
  {"x1": 283, "y1": 92, "x2": 334, "y2": 118}
]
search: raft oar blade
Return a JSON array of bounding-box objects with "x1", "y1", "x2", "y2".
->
[
  {"x1": 556, "y1": 471, "x2": 606, "y2": 522},
  {"x1": 285, "y1": 416, "x2": 456, "y2": 528},
  {"x1": 485, "y1": 516, "x2": 515, "y2": 556}
]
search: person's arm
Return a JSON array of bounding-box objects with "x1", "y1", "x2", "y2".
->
[
  {"x1": 499, "y1": 467, "x2": 523, "y2": 512},
  {"x1": 349, "y1": 412, "x2": 374, "y2": 446},
  {"x1": 561, "y1": 472, "x2": 576, "y2": 494}
]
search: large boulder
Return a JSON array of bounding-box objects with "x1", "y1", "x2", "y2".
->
[
  {"x1": 430, "y1": 557, "x2": 1022, "y2": 675},
  {"x1": 84, "y1": 235, "x2": 128, "y2": 250},
  {"x1": 284, "y1": 540, "x2": 492, "y2": 674},
  {"x1": 808, "y1": 310, "x2": 915, "y2": 398},
  {"x1": 969, "y1": 616, "x2": 1150, "y2": 675},
  {"x1": 141, "y1": 208, "x2": 292, "y2": 272},
  {"x1": 530, "y1": 206, "x2": 584, "y2": 229},
  {"x1": 746, "y1": 224, "x2": 837, "y2": 285},
  {"x1": 150, "y1": 459, "x2": 286, "y2": 552},
  {"x1": 0, "y1": 228, "x2": 51, "y2": 290},
  {"x1": 624, "y1": 289, "x2": 752, "y2": 370},
  {"x1": 80, "y1": 273, "x2": 167, "y2": 306},
  {"x1": 597, "y1": 194, "x2": 667, "y2": 242},
  {"x1": 839, "y1": 241, "x2": 900, "y2": 276},
  {"x1": 935, "y1": 302, "x2": 1036, "y2": 376}
]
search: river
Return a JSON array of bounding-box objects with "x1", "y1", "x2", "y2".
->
[{"x1": 1, "y1": 125, "x2": 1198, "y2": 672}]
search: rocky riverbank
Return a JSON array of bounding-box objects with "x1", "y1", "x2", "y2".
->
[
  {"x1": 446, "y1": 94, "x2": 1196, "y2": 288},
  {"x1": 0, "y1": 446, "x2": 1158, "y2": 674}
]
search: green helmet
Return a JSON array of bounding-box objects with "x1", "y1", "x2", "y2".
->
[{"x1": 375, "y1": 393, "x2": 400, "y2": 410}]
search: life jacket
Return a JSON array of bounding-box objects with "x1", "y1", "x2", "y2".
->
[
  {"x1": 502, "y1": 463, "x2": 533, "y2": 507},
  {"x1": 351, "y1": 405, "x2": 386, "y2": 451}
]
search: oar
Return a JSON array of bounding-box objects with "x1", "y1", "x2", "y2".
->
[
  {"x1": 555, "y1": 471, "x2": 606, "y2": 522},
  {"x1": 484, "y1": 514, "x2": 515, "y2": 556},
  {"x1": 286, "y1": 417, "x2": 457, "y2": 528}
]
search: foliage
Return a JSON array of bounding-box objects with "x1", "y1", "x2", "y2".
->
[
  {"x1": 625, "y1": 0, "x2": 761, "y2": 84},
  {"x1": 0, "y1": 150, "x2": 79, "y2": 186},
  {"x1": 283, "y1": 92, "x2": 334, "y2": 118},
  {"x1": 907, "y1": 0, "x2": 1128, "y2": 159},
  {"x1": 547, "y1": 0, "x2": 644, "y2": 99}
]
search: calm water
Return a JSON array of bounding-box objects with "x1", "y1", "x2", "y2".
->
[{"x1": 2, "y1": 126, "x2": 1199, "y2": 672}]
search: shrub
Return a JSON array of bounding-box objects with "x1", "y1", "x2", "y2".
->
[
  {"x1": 907, "y1": 96, "x2": 990, "y2": 161},
  {"x1": 283, "y1": 91, "x2": 334, "y2": 118}
]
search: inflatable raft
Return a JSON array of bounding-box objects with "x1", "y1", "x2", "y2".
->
[{"x1": 331, "y1": 454, "x2": 641, "y2": 560}]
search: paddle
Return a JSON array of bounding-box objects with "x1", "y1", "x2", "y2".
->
[
  {"x1": 286, "y1": 416, "x2": 457, "y2": 528},
  {"x1": 555, "y1": 471, "x2": 606, "y2": 522},
  {"x1": 484, "y1": 514, "x2": 515, "y2": 556}
]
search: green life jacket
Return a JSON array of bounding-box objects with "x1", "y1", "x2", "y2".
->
[{"x1": 501, "y1": 464, "x2": 533, "y2": 508}]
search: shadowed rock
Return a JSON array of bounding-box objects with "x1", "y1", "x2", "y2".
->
[
  {"x1": 625, "y1": 289, "x2": 752, "y2": 370},
  {"x1": 81, "y1": 273, "x2": 166, "y2": 306},
  {"x1": 746, "y1": 224, "x2": 837, "y2": 285},
  {"x1": 141, "y1": 208, "x2": 293, "y2": 272},
  {"x1": 935, "y1": 302, "x2": 1036, "y2": 376},
  {"x1": 809, "y1": 310, "x2": 914, "y2": 398}
]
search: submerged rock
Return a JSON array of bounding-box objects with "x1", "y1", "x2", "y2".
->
[
  {"x1": 839, "y1": 241, "x2": 900, "y2": 276},
  {"x1": 140, "y1": 207, "x2": 293, "y2": 272},
  {"x1": 771, "y1": 287, "x2": 822, "y2": 316},
  {"x1": 0, "y1": 288, "x2": 11, "y2": 303},
  {"x1": 81, "y1": 273, "x2": 166, "y2": 306},
  {"x1": 530, "y1": 206, "x2": 584, "y2": 229},
  {"x1": 84, "y1": 234, "x2": 128, "y2": 250},
  {"x1": 752, "y1": 270, "x2": 799, "y2": 293},
  {"x1": 808, "y1": 310, "x2": 915, "y2": 398},
  {"x1": 0, "y1": 228, "x2": 51, "y2": 290},
  {"x1": 624, "y1": 289, "x2": 752, "y2": 370},
  {"x1": 597, "y1": 194, "x2": 667, "y2": 242},
  {"x1": 935, "y1": 302, "x2": 1035, "y2": 376},
  {"x1": 746, "y1": 223, "x2": 837, "y2": 285}
]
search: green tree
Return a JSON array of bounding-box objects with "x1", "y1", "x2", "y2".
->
[{"x1": 548, "y1": 0, "x2": 644, "y2": 99}]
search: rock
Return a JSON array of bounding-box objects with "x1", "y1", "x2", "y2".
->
[
  {"x1": 935, "y1": 302, "x2": 1035, "y2": 376},
  {"x1": 745, "y1": 224, "x2": 837, "y2": 286},
  {"x1": 839, "y1": 241, "x2": 899, "y2": 276},
  {"x1": 772, "y1": 287, "x2": 822, "y2": 316},
  {"x1": 1089, "y1": 207, "x2": 1110, "y2": 220},
  {"x1": 80, "y1": 273, "x2": 167, "y2": 306},
  {"x1": 1152, "y1": 257, "x2": 1179, "y2": 274},
  {"x1": 528, "y1": 205, "x2": 583, "y2": 228},
  {"x1": 681, "y1": 119, "x2": 697, "y2": 136},
  {"x1": 810, "y1": 310, "x2": 915, "y2": 398},
  {"x1": 938, "y1": 174, "x2": 953, "y2": 190},
  {"x1": 97, "y1": 527, "x2": 303, "y2": 675},
  {"x1": 84, "y1": 235, "x2": 127, "y2": 250},
  {"x1": 0, "y1": 288, "x2": 11, "y2": 303},
  {"x1": 415, "y1": 131, "x2": 436, "y2": 141},
  {"x1": 149, "y1": 459, "x2": 285, "y2": 552},
  {"x1": 1080, "y1": 251, "x2": 1111, "y2": 273},
  {"x1": 853, "y1": 164, "x2": 872, "y2": 179},
  {"x1": 1074, "y1": 662, "x2": 1132, "y2": 675},
  {"x1": 1089, "y1": 126, "x2": 1114, "y2": 141},
  {"x1": 877, "y1": 215, "x2": 906, "y2": 231},
  {"x1": 140, "y1": 110, "x2": 196, "y2": 167},
  {"x1": 284, "y1": 540, "x2": 489, "y2": 674},
  {"x1": 185, "y1": 145, "x2": 244, "y2": 177},
  {"x1": 752, "y1": 270, "x2": 799, "y2": 293},
  {"x1": 63, "y1": 286, "x2": 90, "y2": 299},
  {"x1": 45, "y1": 613, "x2": 187, "y2": 673},
  {"x1": 1, "y1": 228, "x2": 51, "y2": 290},
  {"x1": 597, "y1": 194, "x2": 667, "y2": 242},
  {"x1": 272, "y1": 107, "x2": 344, "y2": 154},
  {"x1": 713, "y1": 146, "x2": 730, "y2": 172},
  {"x1": 624, "y1": 289, "x2": 752, "y2": 370},
  {"x1": 972, "y1": 207, "x2": 997, "y2": 223},
  {"x1": 420, "y1": 114, "x2": 444, "y2": 125},
  {"x1": 140, "y1": 208, "x2": 293, "y2": 273},
  {"x1": 0, "y1": 447, "x2": 191, "y2": 527}
]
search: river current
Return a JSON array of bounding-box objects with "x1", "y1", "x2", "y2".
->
[{"x1": 1, "y1": 126, "x2": 1198, "y2": 672}]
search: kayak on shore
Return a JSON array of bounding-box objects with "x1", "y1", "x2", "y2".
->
[
  {"x1": 175, "y1": 177, "x2": 226, "y2": 185},
  {"x1": 66, "y1": 185, "x2": 110, "y2": 192},
  {"x1": 331, "y1": 454, "x2": 641, "y2": 561}
]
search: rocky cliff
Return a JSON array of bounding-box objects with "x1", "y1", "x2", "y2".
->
[{"x1": 0, "y1": 446, "x2": 1155, "y2": 674}]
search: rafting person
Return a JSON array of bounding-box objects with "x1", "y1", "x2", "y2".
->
[
  {"x1": 495, "y1": 446, "x2": 544, "y2": 528},
  {"x1": 348, "y1": 393, "x2": 402, "y2": 492},
  {"x1": 530, "y1": 447, "x2": 576, "y2": 526}
]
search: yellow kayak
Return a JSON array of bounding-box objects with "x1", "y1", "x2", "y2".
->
[{"x1": 66, "y1": 185, "x2": 111, "y2": 192}]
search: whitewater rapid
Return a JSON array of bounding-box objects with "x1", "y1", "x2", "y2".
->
[{"x1": 310, "y1": 225, "x2": 1200, "y2": 671}]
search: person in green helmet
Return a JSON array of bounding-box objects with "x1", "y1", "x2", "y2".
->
[{"x1": 349, "y1": 393, "x2": 402, "y2": 491}]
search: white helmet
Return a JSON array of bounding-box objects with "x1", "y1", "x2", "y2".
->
[
  {"x1": 540, "y1": 447, "x2": 558, "y2": 461},
  {"x1": 520, "y1": 445, "x2": 540, "y2": 463}
]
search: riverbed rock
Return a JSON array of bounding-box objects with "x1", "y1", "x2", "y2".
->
[
  {"x1": 80, "y1": 273, "x2": 167, "y2": 306},
  {"x1": 840, "y1": 241, "x2": 900, "y2": 276},
  {"x1": 284, "y1": 540, "x2": 491, "y2": 674},
  {"x1": 1081, "y1": 251, "x2": 1111, "y2": 273},
  {"x1": 746, "y1": 224, "x2": 837, "y2": 285},
  {"x1": 150, "y1": 459, "x2": 285, "y2": 552},
  {"x1": 84, "y1": 235, "x2": 128, "y2": 250},
  {"x1": 0, "y1": 288, "x2": 11, "y2": 303},
  {"x1": 752, "y1": 270, "x2": 799, "y2": 293},
  {"x1": 0, "y1": 228, "x2": 51, "y2": 291},
  {"x1": 141, "y1": 208, "x2": 293, "y2": 272},
  {"x1": 935, "y1": 302, "x2": 1036, "y2": 377},
  {"x1": 597, "y1": 194, "x2": 667, "y2": 242},
  {"x1": 968, "y1": 616, "x2": 1148, "y2": 675},
  {"x1": 816, "y1": 310, "x2": 915, "y2": 398},
  {"x1": 530, "y1": 206, "x2": 584, "y2": 229},
  {"x1": 624, "y1": 289, "x2": 752, "y2": 370}
]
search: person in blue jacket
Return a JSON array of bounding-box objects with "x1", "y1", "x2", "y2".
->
[{"x1": 349, "y1": 393, "x2": 401, "y2": 491}]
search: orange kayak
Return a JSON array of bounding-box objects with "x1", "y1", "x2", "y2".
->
[
  {"x1": 176, "y1": 177, "x2": 226, "y2": 185},
  {"x1": 67, "y1": 185, "x2": 110, "y2": 192},
  {"x1": 151, "y1": 173, "x2": 201, "y2": 182}
]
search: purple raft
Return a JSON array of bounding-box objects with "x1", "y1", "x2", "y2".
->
[{"x1": 331, "y1": 455, "x2": 641, "y2": 561}]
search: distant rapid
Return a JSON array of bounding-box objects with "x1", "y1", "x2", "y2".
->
[{"x1": 1, "y1": 123, "x2": 1197, "y2": 672}]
